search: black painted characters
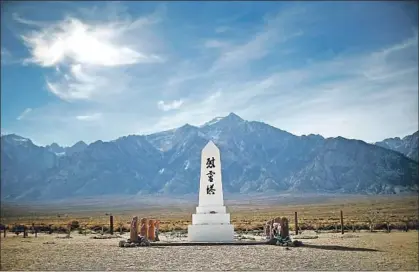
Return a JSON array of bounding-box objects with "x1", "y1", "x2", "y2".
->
[
  {"x1": 206, "y1": 157, "x2": 216, "y2": 195},
  {"x1": 206, "y1": 183, "x2": 216, "y2": 195},
  {"x1": 206, "y1": 157, "x2": 215, "y2": 168}
]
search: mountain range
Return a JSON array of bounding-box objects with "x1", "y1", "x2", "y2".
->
[
  {"x1": 375, "y1": 131, "x2": 418, "y2": 162},
  {"x1": 1, "y1": 113, "x2": 418, "y2": 201}
]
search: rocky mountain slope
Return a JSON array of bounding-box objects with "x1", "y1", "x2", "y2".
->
[
  {"x1": 1, "y1": 113, "x2": 418, "y2": 200},
  {"x1": 375, "y1": 131, "x2": 418, "y2": 161},
  {"x1": 46, "y1": 141, "x2": 88, "y2": 156}
]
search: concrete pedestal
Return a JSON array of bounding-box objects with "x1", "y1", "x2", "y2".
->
[
  {"x1": 187, "y1": 141, "x2": 235, "y2": 242},
  {"x1": 188, "y1": 205, "x2": 234, "y2": 242},
  {"x1": 188, "y1": 223, "x2": 234, "y2": 242},
  {"x1": 192, "y1": 212, "x2": 231, "y2": 225}
]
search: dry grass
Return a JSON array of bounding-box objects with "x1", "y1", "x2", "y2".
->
[
  {"x1": 1, "y1": 195, "x2": 418, "y2": 270},
  {"x1": 1, "y1": 195, "x2": 417, "y2": 233}
]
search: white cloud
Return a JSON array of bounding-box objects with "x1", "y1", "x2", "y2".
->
[
  {"x1": 21, "y1": 17, "x2": 162, "y2": 67},
  {"x1": 76, "y1": 113, "x2": 102, "y2": 121},
  {"x1": 157, "y1": 100, "x2": 184, "y2": 111},
  {"x1": 150, "y1": 91, "x2": 222, "y2": 131},
  {"x1": 17, "y1": 7, "x2": 165, "y2": 102},
  {"x1": 6, "y1": 3, "x2": 418, "y2": 145},
  {"x1": 16, "y1": 108, "x2": 33, "y2": 121},
  {"x1": 204, "y1": 39, "x2": 229, "y2": 49}
]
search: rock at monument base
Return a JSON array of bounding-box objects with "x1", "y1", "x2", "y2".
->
[
  {"x1": 140, "y1": 218, "x2": 148, "y2": 238},
  {"x1": 292, "y1": 240, "x2": 303, "y2": 247},
  {"x1": 268, "y1": 235, "x2": 303, "y2": 247},
  {"x1": 280, "y1": 217, "x2": 289, "y2": 238},
  {"x1": 148, "y1": 219, "x2": 156, "y2": 241},
  {"x1": 118, "y1": 236, "x2": 151, "y2": 247},
  {"x1": 139, "y1": 236, "x2": 151, "y2": 246},
  {"x1": 130, "y1": 217, "x2": 139, "y2": 242}
]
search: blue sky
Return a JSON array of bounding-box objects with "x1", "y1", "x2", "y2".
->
[{"x1": 1, "y1": 1, "x2": 418, "y2": 146}]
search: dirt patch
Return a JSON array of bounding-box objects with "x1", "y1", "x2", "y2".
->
[{"x1": 1, "y1": 231, "x2": 418, "y2": 271}]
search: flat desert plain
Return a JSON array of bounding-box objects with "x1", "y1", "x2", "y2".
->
[{"x1": 1, "y1": 231, "x2": 418, "y2": 271}]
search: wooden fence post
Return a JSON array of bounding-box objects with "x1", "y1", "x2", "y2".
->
[
  {"x1": 67, "y1": 223, "x2": 71, "y2": 238},
  {"x1": 119, "y1": 223, "x2": 123, "y2": 235},
  {"x1": 109, "y1": 215, "x2": 114, "y2": 235},
  {"x1": 294, "y1": 212, "x2": 299, "y2": 235},
  {"x1": 340, "y1": 210, "x2": 344, "y2": 234},
  {"x1": 405, "y1": 220, "x2": 409, "y2": 232}
]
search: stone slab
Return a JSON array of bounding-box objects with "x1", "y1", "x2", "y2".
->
[
  {"x1": 188, "y1": 224, "x2": 234, "y2": 242},
  {"x1": 192, "y1": 213, "x2": 231, "y2": 225},
  {"x1": 150, "y1": 241, "x2": 267, "y2": 246}
]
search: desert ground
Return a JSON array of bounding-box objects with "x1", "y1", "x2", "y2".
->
[
  {"x1": 1, "y1": 194, "x2": 418, "y2": 270},
  {"x1": 1, "y1": 231, "x2": 418, "y2": 271}
]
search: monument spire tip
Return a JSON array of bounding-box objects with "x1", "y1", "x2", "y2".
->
[{"x1": 205, "y1": 140, "x2": 218, "y2": 149}]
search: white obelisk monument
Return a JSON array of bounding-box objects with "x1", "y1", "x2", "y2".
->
[{"x1": 188, "y1": 141, "x2": 234, "y2": 242}]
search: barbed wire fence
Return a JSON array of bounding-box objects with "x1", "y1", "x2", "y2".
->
[
  {"x1": 1, "y1": 209, "x2": 418, "y2": 238},
  {"x1": 292, "y1": 209, "x2": 419, "y2": 235}
]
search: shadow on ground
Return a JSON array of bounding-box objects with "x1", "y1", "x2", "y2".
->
[{"x1": 302, "y1": 244, "x2": 380, "y2": 252}]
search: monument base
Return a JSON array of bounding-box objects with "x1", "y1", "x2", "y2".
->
[
  {"x1": 187, "y1": 224, "x2": 234, "y2": 242},
  {"x1": 192, "y1": 213, "x2": 231, "y2": 225}
]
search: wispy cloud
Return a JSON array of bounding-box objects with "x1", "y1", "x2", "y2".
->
[
  {"x1": 2, "y1": 2, "x2": 417, "y2": 145},
  {"x1": 204, "y1": 39, "x2": 229, "y2": 49},
  {"x1": 157, "y1": 100, "x2": 184, "y2": 111},
  {"x1": 210, "y1": 7, "x2": 305, "y2": 73},
  {"x1": 155, "y1": 29, "x2": 418, "y2": 141},
  {"x1": 12, "y1": 13, "x2": 50, "y2": 28},
  {"x1": 215, "y1": 26, "x2": 231, "y2": 33},
  {"x1": 17, "y1": 108, "x2": 33, "y2": 121},
  {"x1": 1, "y1": 47, "x2": 19, "y2": 65},
  {"x1": 150, "y1": 92, "x2": 222, "y2": 131},
  {"x1": 76, "y1": 113, "x2": 102, "y2": 121}
]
